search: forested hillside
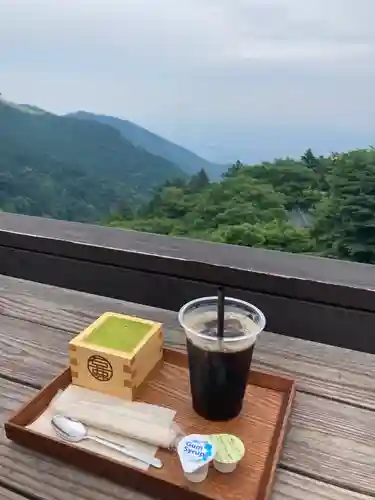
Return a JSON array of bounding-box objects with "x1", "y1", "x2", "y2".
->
[
  {"x1": 69, "y1": 111, "x2": 224, "y2": 179},
  {"x1": 108, "y1": 148, "x2": 375, "y2": 264},
  {"x1": 0, "y1": 101, "x2": 186, "y2": 221},
  {"x1": 2, "y1": 98, "x2": 375, "y2": 265}
]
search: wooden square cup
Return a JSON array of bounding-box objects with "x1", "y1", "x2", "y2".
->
[{"x1": 69, "y1": 312, "x2": 163, "y2": 399}]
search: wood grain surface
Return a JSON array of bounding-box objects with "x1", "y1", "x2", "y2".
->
[
  {"x1": 2, "y1": 211, "x2": 375, "y2": 312},
  {"x1": 139, "y1": 359, "x2": 289, "y2": 500},
  {"x1": 3, "y1": 245, "x2": 375, "y2": 353},
  {"x1": 0, "y1": 375, "x2": 356, "y2": 500},
  {"x1": 3, "y1": 346, "x2": 374, "y2": 497},
  {"x1": 6, "y1": 357, "x2": 293, "y2": 500},
  {"x1": 273, "y1": 471, "x2": 373, "y2": 500},
  {"x1": 0, "y1": 275, "x2": 375, "y2": 499},
  {"x1": 0, "y1": 487, "x2": 29, "y2": 500},
  {"x1": 0, "y1": 276, "x2": 374, "y2": 409},
  {"x1": 0, "y1": 377, "x2": 151, "y2": 500},
  {"x1": 282, "y1": 392, "x2": 375, "y2": 496}
]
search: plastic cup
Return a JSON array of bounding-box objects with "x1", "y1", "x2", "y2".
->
[
  {"x1": 178, "y1": 296, "x2": 266, "y2": 421},
  {"x1": 211, "y1": 434, "x2": 245, "y2": 473},
  {"x1": 214, "y1": 461, "x2": 237, "y2": 473},
  {"x1": 184, "y1": 463, "x2": 209, "y2": 483},
  {"x1": 177, "y1": 434, "x2": 215, "y2": 484}
]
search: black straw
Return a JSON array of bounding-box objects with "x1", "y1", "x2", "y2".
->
[{"x1": 217, "y1": 286, "x2": 225, "y2": 339}]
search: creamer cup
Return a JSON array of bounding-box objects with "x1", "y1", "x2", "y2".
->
[
  {"x1": 211, "y1": 434, "x2": 245, "y2": 473},
  {"x1": 177, "y1": 434, "x2": 215, "y2": 483},
  {"x1": 183, "y1": 463, "x2": 209, "y2": 483}
]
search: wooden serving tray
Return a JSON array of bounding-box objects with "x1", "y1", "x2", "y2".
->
[{"x1": 5, "y1": 348, "x2": 295, "y2": 500}]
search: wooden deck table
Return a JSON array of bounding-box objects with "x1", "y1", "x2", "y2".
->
[{"x1": 0, "y1": 275, "x2": 374, "y2": 500}]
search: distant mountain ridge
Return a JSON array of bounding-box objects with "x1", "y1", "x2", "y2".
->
[
  {"x1": 0, "y1": 100, "x2": 187, "y2": 222},
  {"x1": 68, "y1": 111, "x2": 225, "y2": 179}
]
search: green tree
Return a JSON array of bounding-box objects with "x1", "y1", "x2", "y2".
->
[
  {"x1": 301, "y1": 148, "x2": 328, "y2": 191},
  {"x1": 301, "y1": 148, "x2": 319, "y2": 171},
  {"x1": 223, "y1": 160, "x2": 243, "y2": 178},
  {"x1": 188, "y1": 168, "x2": 210, "y2": 192},
  {"x1": 211, "y1": 223, "x2": 265, "y2": 246},
  {"x1": 105, "y1": 146, "x2": 375, "y2": 265},
  {"x1": 246, "y1": 158, "x2": 321, "y2": 210},
  {"x1": 313, "y1": 149, "x2": 375, "y2": 263}
]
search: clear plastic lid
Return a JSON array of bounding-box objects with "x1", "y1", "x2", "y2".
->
[{"x1": 178, "y1": 296, "x2": 266, "y2": 351}]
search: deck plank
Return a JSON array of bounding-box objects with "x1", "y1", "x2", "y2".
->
[
  {"x1": 273, "y1": 471, "x2": 373, "y2": 500},
  {"x1": 0, "y1": 487, "x2": 28, "y2": 500},
  {"x1": 0, "y1": 276, "x2": 374, "y2": 408},
  {"x1": 0, "y1": 314, "x2": 375, "y2": 495},
  {"x1": 0, "y1": 377, "x2": 149, "y2": 500},
  {"x1": 283, "y1": 392, "x2": 375, "y2": 496},
  {"x1": 0, "y1": 377, "x2": 372, "y2": 500}
]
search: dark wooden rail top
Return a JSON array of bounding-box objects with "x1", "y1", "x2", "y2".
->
[
  {"x1": 0, "y1": 212, "x2": 374, "y2": 353},
  {"x1": 1, "y1": 212, "x2": 374, "y2": 309}
]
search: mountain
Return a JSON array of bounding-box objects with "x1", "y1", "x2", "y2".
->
[
  {"x1": 0, "y1": 101, "x2": 187, "y2": 222},
  {"x1": 17, "y1": 104, "x2": 48, "y2": 115},
  {"x1": 68, "y1": 111, "x2": 224, "y2": 179}
]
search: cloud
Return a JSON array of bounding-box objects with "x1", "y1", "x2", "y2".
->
[
  {"x1": 1, "y1": 0, "x2": 375, "y2": 162},
  {"x1": 3, "y1": 0, "x2": 374, "y2": 66}
]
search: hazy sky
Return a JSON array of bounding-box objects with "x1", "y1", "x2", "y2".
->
[{"x1": 1, "y1": 0, "x2": 375, "y2": 163}]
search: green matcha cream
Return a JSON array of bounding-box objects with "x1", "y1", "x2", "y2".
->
[
  {"x1": 211, "y1": 434, "x2": 245, "y2": 473},
  {"x1": 85, "y1": 316, "x2": 151, "y2": 353}
]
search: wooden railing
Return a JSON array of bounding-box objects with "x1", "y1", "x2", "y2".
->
[{"x1": 1, "y1": 211, "x2": 375, "y2": 353}]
